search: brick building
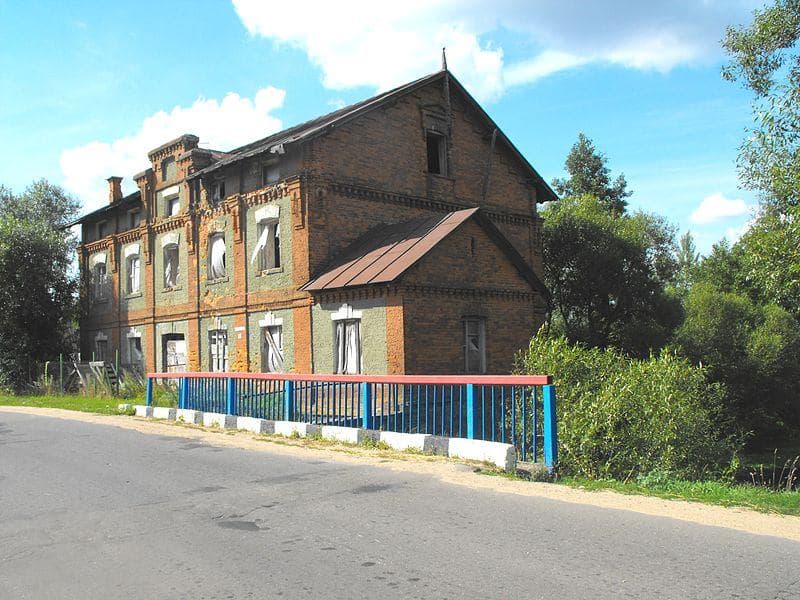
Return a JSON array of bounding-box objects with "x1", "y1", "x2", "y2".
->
[{"x1": 74, "y1": 69, "x2": 555, "y2": 377}]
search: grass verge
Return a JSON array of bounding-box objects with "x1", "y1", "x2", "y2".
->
[
  {"x1": 560, "y1": 476, "x2": 800, "y2": 516},
  {"x1": 0, "y1": 394, "x2": 123, "y2": 415}
]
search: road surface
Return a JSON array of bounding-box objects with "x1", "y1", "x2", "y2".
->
[{"x1": 0, "y1": 411, "x2": 798, "y2": 599}]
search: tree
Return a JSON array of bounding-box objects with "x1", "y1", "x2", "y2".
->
[
  {"x1": 542, "y1": 194, "x2": 681, "y2": 357},
  {"x1": 723, "y1": 0, "x2": 800, "y2": 210},
  {"x1": 675, "y1": 231, "x2": 700, "y2": 293},
  {"x1": 552, "y1": 133, "x2": 632, "y2": 214},
  {"x1": 0, "y1": 181, "x2": 79, "y2": 388}
]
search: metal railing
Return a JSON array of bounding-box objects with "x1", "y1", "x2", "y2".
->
[{"x1": 146, "y1": 372, "x2": 557, "y2": 467}]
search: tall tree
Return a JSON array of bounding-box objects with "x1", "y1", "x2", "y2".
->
[
  {"x1": 552, "y1": 133, "x2": 632, "y2": 214},
  {"x1": 723, "y1": 0, "x2": 800, "y2": 210},
  {"x1": 675, "y1": 231, "x2": 701, "y2": 293},
  {"x1": 0, "y1": 181, "x2": 79, "y2": 388}
]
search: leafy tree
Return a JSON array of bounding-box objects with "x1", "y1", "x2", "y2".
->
[
  {"x1": 542, "y1": 195, "x2": 681, "y2": 356},
  {"x1": 675, "y1": 231, "x2": 700, "y2": 293},
  {"x1": 0, "y1": 181, "x2": 79, "y2": 388},
  {"x1": 723, "y1": 0, "x2": 800, "y2": 210},
  {"x1": 552, "y1": 133, "x2": 632, "y2": 214}
]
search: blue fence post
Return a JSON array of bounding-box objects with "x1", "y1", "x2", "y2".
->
[
  {"x1": 361, "y1": 382, "x2": 373, "y2": 430},
  {"x1": 465, "y1": 383, "x2": 476, "y2": 439},
  {"x1": 226, "y1": 377, "x2": 236, "y2": 415},
  {"x1": 145, "y1": 376, "x2": 153, "y2": 407},
  {"x1": 543, "y1": 384, "x2": 558, "y2": 471},
  {"x1": 178, "y1": 377, "x2": 188, "y2": 410},
  {"x1": 283, "y1": 379, "x2": 294, "y2": 421}
]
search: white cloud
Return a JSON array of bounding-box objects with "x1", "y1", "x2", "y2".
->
[
  {"x1": 690, "y1": 192, "x2": 752, "y2": 225},
  {"x1": 60, "y1": 87, "x2": 286, "y2": 211},
  {"x1": 232, "y1": 0, "x2": 758, "y2": 101}
]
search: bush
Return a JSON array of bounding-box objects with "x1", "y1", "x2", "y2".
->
[{"x1": 518, "y1": 333, "x2": 740, "y2": 480}]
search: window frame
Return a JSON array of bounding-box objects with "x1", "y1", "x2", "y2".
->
[
  {"x1": 426, "y1": 130, "x2": 448, "y2": 176},
  {"x1": 257, "y1": 219, "x2": 281, "y2": 272},
  {"x1": 209, "y1": 329, "x2": 229, "y2": 373},
  {"x1": 97, "y1": 220, "x2": 108, "y2": 239},
  {"x1": 93, "y1": 262, "x2": 108, "y2": 301},
  {"x1": 261, "y1": 324, "x2": 284, "y2": 373},
  {"x1": 163, "y1": 243, "x2": 180, "y2": 289},
  {"x1": 128, "y1": 209, "x2": 141, "y2": 229},
  {"x1": 126, "y1": 254, "x2": 141, "y2": 294},
  {"x1": 207, "y1": 232, "x2": 227, "y2": 281},
  {"x1": 463, "y1": 317, "x2": 487, "y2": 374},
  {"x1": 333, "y1": 318, "x2": 361, "y2": 375}
]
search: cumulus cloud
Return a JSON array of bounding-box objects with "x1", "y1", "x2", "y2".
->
[
  {"x1": 232, "y1": 0, "x2": 758, "y2": 101},
  {"x1": 690, "y1": 192, "x2": 752, "y2": 225},
  {"x1": 60, "y1": 87, "x2": 286, "y2": 211}
]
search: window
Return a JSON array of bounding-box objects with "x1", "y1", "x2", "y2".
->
[
  {"x1": 167, "y1": 195, "x2": 180, "y2": 216},
  {"x1": 163, "y1": 244, "x2": 180, "y2": 288},
  {"x1": 212, "y1": 181, "x2": 226, "y2": 203},
  {"x1": 129, "y1": 210, "x2": 141, "y2": 229},
  {"x1": 261, "y1": 325, "x2": 283, "y2": 373},
  {"x1": 163, "y1": 334, "x2": 186, "y2": 373},
  {"x1": 464, "y1": 318, "x2": 486, "y2": 374},
  {"x1": 261, "y1": 164, "x2": 279, "y2": 186},
  {"x1": 128, "y1": 337, "x2": 143, "y2": 373},
  {"x1": 208, "y1": 233, "x2": 226, "y2": 280},
  {"x1": 209, "y1": 329, "x2": 229, "y2": 372},
  {"x1": 426, "y1": 131, "x2": 447, "y2": 175},
  {"x1": 97, "y1": 221, "x2": 107, "y2": 239},
  {"x1": 334, "y1": 319, "x2": 360, "y2": 374},
  {"x1": 95, "y1": 339, "x2": 108, "y2": 362},
  {"x1": 92, "y1": 262, "x2": 108, "y2": 301},
  {"x1": 127, "y1": 255, "x2": 141, "y2": 294},
  {"x1": 161, "y1": 157, "x2": 176, "y2": 182},
  {"x1": 255, "y1": 220, "x2": 280, "y2": 271}
]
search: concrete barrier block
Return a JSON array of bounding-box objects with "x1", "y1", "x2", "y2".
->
[
  {"x1": 320, "y1": 425, "x2": 370, "y2": 444},
  {"x1": 134, "y1": 405, "x2": 152, "y2": 418},
  {"x1": 175, "y1": 409, "x2": 202, "y2": 424},
  {"x1": 117, "y1": 403, "x2": 133, "y2": 414},
  {"x1": 202, "y1": 412, "x2": 237, "y2": 429},
  {"x1": 447, "y1": 438, "x2": 516, "y2": 472},
  {"x1": 237, "y1": 417, "x2": 273, "y2": 434},
  {"x1": 379, "y1": 431, "x2": 430, "y2": 452},
  {"x1": 151, "y1": 407, "x2": 176, "y2": 420},
  {"x1": 423, "y1": 435, "x2": 450, "y2": 456},
  {"x1": 273, "y1": 421, "x2": 320, "y2": 438}
]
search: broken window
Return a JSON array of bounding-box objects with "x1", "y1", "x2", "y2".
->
[
  {"x1": 464, "y1": 318, "x2": 486, "y2": 374},
  {"x1": 212, "y1": 181, "x2": 226, "y2": 204},
  {"x1": 128, "y1": 337, "x2": 143, "y2": 373},
  {"x1": 92, "y1": 262, "x2": 108, "y2": 301},
  {"x1": 208, "y1": 233, "x2": 226, "y2": 280},
  {"x1": 127, "y1": 254, "x2": 141, "y2": 294},
  {"x1": 253, "y1": 219, "x2": 280, "y2": 271},
  {"x1": 209, "y1": 329, "x2": 229, "y2": 372},
  {"x1": 97, "y1": 221, "x2": 107, "y2": 239},
  {"x1": 261, "y1": 325, "x2": 283, "y2": 373},
  {"x1": 163, "y1": 334, "x2": 186, "y2": 373},
  {"x1": 426, "y1": 131, "x2": 447, "y2": 175},
  {"x1": 167, "y1": 195, "x2": 180, "y2": 216},
  {"x1": 334, "y1": 319, "x2": 360, "y2": 374},
  {"x1": 129, "y1": 210, "x2": 141, "y2": 229},
  {"x1": 261, "y1": 164, "x2": 279, "y2": 186},
  {"x1": 163, "y1": 244, "x2": 180, "y2": 289}
]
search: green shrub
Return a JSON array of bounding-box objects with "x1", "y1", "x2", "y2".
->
[{"x1": 519, "y1": 333, "x2": 740, "y2": 480}]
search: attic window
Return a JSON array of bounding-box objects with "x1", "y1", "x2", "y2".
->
[
  {"x1": 262, "y1": 164, "x2": 280, "y2": 186},
  {"x1": 161, "y1": 157, "x2": 176, "y2": 182},
  {"x1": 426, "y1": 131, "x2": 447, "y2": 175},
  {"x1": 97, "y1": 221, "x2": 107, "y2": 239},
  {"x1": 212, "y1": 181, "x2": 226, "y2": 203}
]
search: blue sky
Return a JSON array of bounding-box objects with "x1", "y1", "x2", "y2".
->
[{"x1": 0, "y1": 0, "x2": 764, "y2": 252}]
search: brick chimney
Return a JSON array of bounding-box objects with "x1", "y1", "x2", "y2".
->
[{"x1": 107, "y1": 176, "x2": 123, "y2": 203}]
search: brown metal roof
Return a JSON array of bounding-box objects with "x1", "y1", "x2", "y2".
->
[{"x1": 301, "y1": 208, "x2": 479, "y2": 291}]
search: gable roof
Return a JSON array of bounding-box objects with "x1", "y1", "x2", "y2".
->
[
  {"x1": 188, "y1": 70, "x2": 557, "y2": 203},
  {"x1": 301, "y1": 207, "x2": 549, "y2": 300}
]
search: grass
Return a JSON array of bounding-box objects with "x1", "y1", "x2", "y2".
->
[
  {"x1": 560, "y1": 475, "x2": 800, "y2": 516},
  {"x1": 0, "y1": 394, "x2": 126, "y2": 415}
]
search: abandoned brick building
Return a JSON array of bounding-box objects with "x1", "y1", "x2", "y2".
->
[{"x1": 74, "y1": 69, "x2": 555, "y2": 377}]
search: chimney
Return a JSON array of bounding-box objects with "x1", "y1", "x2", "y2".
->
[{"x1": 107, "y1": 176, "x2": 123, "y2": 203}]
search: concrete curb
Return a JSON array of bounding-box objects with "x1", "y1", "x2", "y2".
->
[
  {"x1": 237, "y1": 417, "x2": 273, "y2": 435},
  {"x1": 134, "y1": 405, "x2": 152, "y2": 418},
  {"x1": 151, "y1": 407, "x2": 176, "y2": 420},
  {"x1": 322, "y1": 425, "x2": 379, "y2": 444},
  {"x1": 274, "y1": 421, "x2": 320, "y2": 438},
  {"x1": 175, "y1": 409, "x2": 202, "y2": 424},
  {"x1": 202, "y1": 412, "x2": 237, "y2": 429},
  {"x1": 379, "y1": 431, "x2": 430, "y2": 452},
  {"x1": 447, "y1": 437, "x2": 516, "y2": 472}
]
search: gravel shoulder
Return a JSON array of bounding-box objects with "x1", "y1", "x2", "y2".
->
[{"x1": 3, "y1": 404, "x2": 799, "y2": 543}]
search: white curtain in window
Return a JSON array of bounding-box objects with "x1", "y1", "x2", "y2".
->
[
  {"x1": 250, "y1": 221, "x2": 278, "y2": 269},
  {"x1": 209, "y1": 235, "x2": 226, "y2": 279},
  {"x1": 263, "y1": 326, "x2": 284, "y2": 373},
  {"x1": 335, "y1": 320, "x2": 360, "y2": 374}
]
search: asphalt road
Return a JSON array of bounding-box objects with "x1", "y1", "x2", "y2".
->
[{"x1": 0, "y1": 412, "x2": 798, "y2": 599}]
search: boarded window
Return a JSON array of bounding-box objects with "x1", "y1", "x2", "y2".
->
[
  {"x1": 261, "y1": 325, "x2": 284, "y2": 373},
  {"x1": 334, "y1": 319, "x2": 360, "y2": 374},
  {"x1": 464, "y1": 318, "x2": 486, "y2": 374},
  {"x1": 208, "y1": 233, "x2": 226, "y2": 279},
  {"x1": 163, "y1": 334, "x2": 186, "y2": 373},
  {"x1": 163, "y1": 244, "x2": 180, "y2": 288},
  {"x1": 127, "y1": 255, "x2": 140, "y2": 294},
  {"x1": 209, "y1": 329, "x2": 229, "y2": 372},
  {"x1": 426, "y1": 131, "x2": 447, "y2": 175}
]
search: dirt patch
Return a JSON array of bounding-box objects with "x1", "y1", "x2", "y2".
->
[{"x1": 3, "y1": 405, "x2": 799, "y2": 542}]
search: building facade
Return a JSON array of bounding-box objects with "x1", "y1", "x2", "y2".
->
[{"x1": 75, "y1": 69, "x2": 554, "y2": 376}]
